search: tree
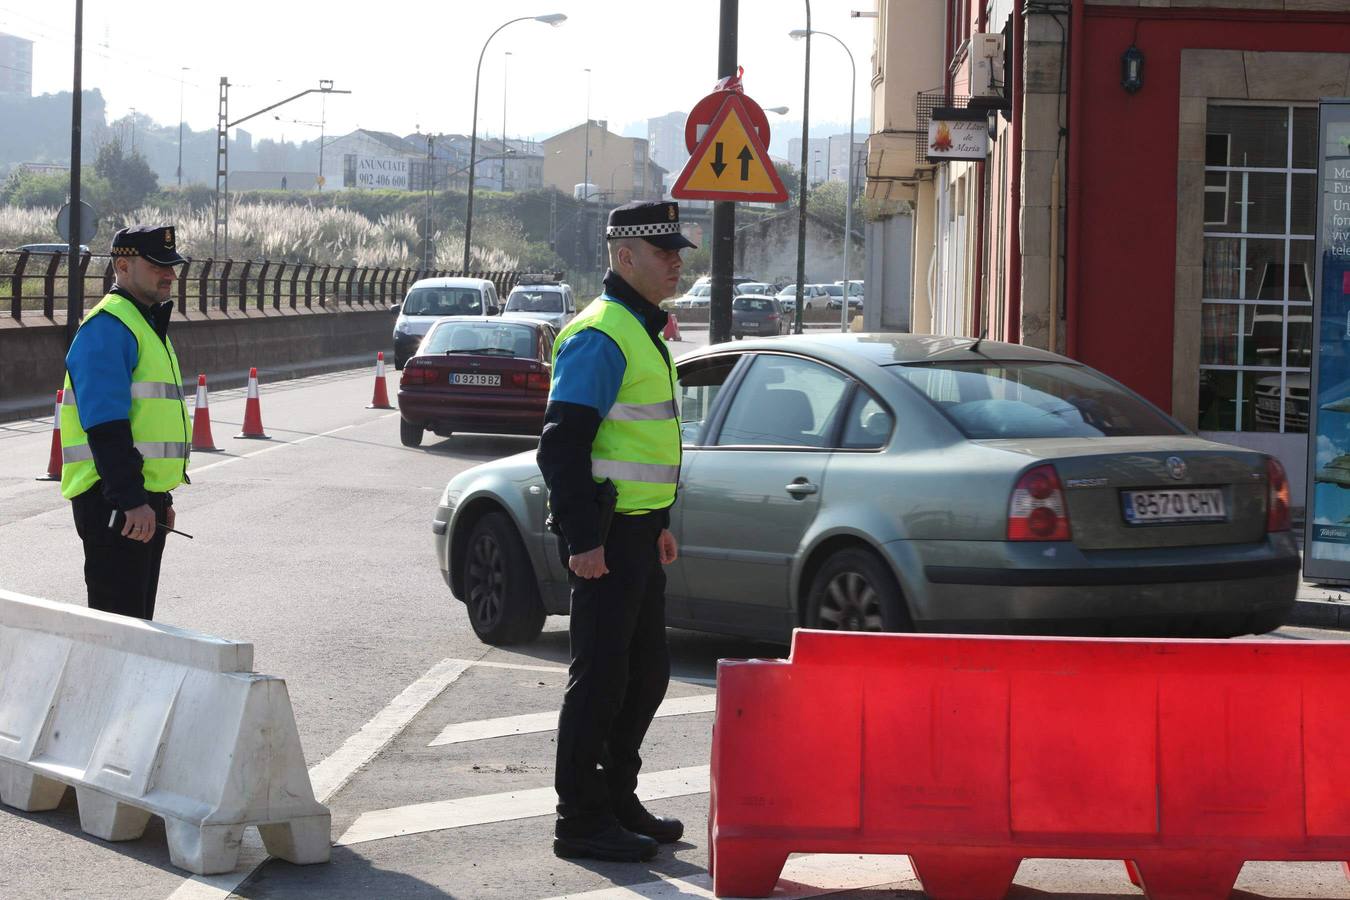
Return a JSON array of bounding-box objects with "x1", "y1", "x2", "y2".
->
[
  {"x1": 774, "y1": 160, "x2": 800, "y2": 206},
  {"x1": 94, "y1": 138, "x2": 159, "y2": 214}
]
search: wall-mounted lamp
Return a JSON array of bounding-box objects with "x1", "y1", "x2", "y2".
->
[{"x1": 1121, "y1": 45, "x2": 1144, "y2": 93}]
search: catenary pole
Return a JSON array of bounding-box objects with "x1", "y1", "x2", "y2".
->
[{"x1": 66, "y1": 0, "x2": 84, "y2": 348}]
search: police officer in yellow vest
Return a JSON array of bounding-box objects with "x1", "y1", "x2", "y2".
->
[
  {"x1": 61, "y1": 225, "x2": 190, "y2": 620},
  {"x1": 540, "y1": 201, "x2": 694, "y2": 863}
]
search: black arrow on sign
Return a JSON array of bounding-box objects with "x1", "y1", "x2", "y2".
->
[
  {"x1": 737, "y1": 145, "x2": 753, "y2": 180},
  {"x1": 710, "y1": 143, "x2": 727, "y2": 177}
]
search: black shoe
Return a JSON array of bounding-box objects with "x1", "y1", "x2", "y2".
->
[
  {"x1": 616, "y1": 798, "x2": 684, "y2": 844},
  {"x1": 553, "y1": 822, "x2": 659, "y2": 862}
]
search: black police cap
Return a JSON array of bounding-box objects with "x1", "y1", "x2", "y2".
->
[
  {"x1": 605, "y1": 201, "x2": 697, "y2": 250},
  {"x1": 110, "y1": 225, "x2": 187, "y2": 266}
]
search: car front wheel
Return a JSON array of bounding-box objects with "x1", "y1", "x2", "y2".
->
[
  {"x1": 463, "y1": 511, "x2": 546, "y2": 645},
  {"x1": 805, "y1": 547, "x2": 913, "y2": 632}
]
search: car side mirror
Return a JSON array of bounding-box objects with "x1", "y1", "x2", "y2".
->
[
  {"x1": 390, "y1": 302, "x2": 402, "y2": 315},
  {"x1": 488, "y1": 305, "x2": 500, "y2": 316}
]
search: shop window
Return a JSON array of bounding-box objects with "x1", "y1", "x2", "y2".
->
[{"x1": 1198, "y1": 104, "x2": 1316, "y2": 434}]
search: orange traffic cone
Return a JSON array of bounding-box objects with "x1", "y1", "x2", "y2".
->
[
  {"x1": 35, "y1": 389, "x2": 63, "y2": 481},
  {"x1": 235, "y1": 367, "x2": 270, "y2": 440},
  {"x1": 663, "y1": 313, "x2": 682, "y2": 342},
  {"x1": 367, "y1": 352, "x2": 394, "y2": 410},
  {"x1": 191, "y1": 374, "x2": 223, "y2": 452}
]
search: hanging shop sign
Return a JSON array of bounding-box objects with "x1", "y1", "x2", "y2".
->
[{"x1": 925, "y1": 107, "x2": 989, "y2": 162}]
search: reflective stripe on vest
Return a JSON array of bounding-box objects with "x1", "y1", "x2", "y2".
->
[
  {"x1": 60, "y1": 293, "x2": 190, "y2": 500},
  {"x1": 590, "y1": 458, "x2": 681, "y2": 483},
  {"x1": 63, "y1": 381, "x2": 183, "y2": 407},
  {"x1": 553, "y1": 296, "x2": 680, "y2": 514},
  {"x1": 606, "y1": 399, "x2": 677, "y2": 422},
  {"x1": 62, "y1": 441, "x2": 190, "y2": 464}
]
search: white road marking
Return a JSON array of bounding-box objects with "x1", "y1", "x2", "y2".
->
[
  {"x1": 337, "y1": 765, "x2": 710, "y2": 847},
  {"x1": 536, "y1": 853, "x2": 916, "y2": 900},
  {"x1": 188, "y1": 421, "x2": 370, "y2": 475},
  {"x1": 165, "y1": 656, "x2": 476, "y2": 900},
  {"x1": 430, "y1": 692, "x2": 716, "y2": 747}
]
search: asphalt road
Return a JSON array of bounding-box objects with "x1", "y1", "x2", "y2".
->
[{"x1": 2, "y1": 331, "x2": 1349, "y2": 899}]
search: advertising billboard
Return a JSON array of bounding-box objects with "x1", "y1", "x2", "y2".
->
[
  {"x1": 354, "y1": 156, "x2": 409, "y2": 190},
  {"x1": 1303, "y1": 100, "x2": 1350, "y2": 581}
]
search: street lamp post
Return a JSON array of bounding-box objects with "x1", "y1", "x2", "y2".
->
[
  {"x1": 792, "y1": 1, "x2": 811, "y2": 335},
  {"x1": 582, "y1": 67, "x2": 592, "y2": 200},
  {"x1": 501, "y1": 51, "x2": 511, "y2": 193},
  {"x1": 177, "y1": 67, "x2": 188, "y2": 186},
  {"x1": 463, "y1": 13, "x2": 566, "y2": 271},
  {"x1": 792, "y1": 27, "x2": 855, "y2": 333}
]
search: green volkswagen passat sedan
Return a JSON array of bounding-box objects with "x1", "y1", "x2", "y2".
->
[{"x1": 432, "y1": 334, "x2": 1299, "y2": 646}]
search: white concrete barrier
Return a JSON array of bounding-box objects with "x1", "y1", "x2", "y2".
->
[{"x1": 0, "y1": 588, "x2": 330, "y2": 874}]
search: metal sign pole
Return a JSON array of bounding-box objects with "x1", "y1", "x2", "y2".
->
[{"x1": 709, "y1": 0, "x2": 738, "y2": 346}]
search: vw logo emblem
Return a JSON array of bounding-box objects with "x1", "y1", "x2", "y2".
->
[{"x1": 1166, "y1": 456, "x2": 1187, "y2": 480}]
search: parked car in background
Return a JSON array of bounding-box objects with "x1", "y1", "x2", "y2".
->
[
  {"x1": 434, "y1": 333, "x2": 1296, "y2": 645},
  {"x1": 502, "y1": 277, "x2": 575, "y2": 331},
  {"x1": 397, "y1": 317, "x2": 554, "y2": 447},
  {"x1": 673, "y1": 283, "x2": 711, "y2": 310},
  {"x1": 823, "y1": 283, "x2": 863, "y2": 310},
  {"x1": 392, "y1": 277, "x2": 502, "y2": 369},
  {"x1": 776, "y1": 283, "x2": 830, "y2": 312},
  {"x1": 16, "y1": 242, "x2": 91, "y2": 254},
  {"x1": 731, "y1": 295, "x2": 785, "y2": 339},
  {"x1": 734, "y1": 282, "x2": 778, "y2": 297}
]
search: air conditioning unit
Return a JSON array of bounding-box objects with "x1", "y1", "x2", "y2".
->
[{"x1": 970, "y1": 33, "x2": 1006, "y2": 103}]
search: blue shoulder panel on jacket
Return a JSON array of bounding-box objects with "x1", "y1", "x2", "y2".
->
[
  {"x1": 65, "y1": 312, "x2": 137, "y2": 429},
  {"x1": 549, "y1": 328, "x2": 626, "y2": 418}
]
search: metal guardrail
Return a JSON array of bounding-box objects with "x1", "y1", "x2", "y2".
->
[{"x1": 1, "y1": 251, "x2": 527, "y2": 321}]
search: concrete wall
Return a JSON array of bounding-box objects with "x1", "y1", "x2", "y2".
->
[
  {"x1": 733, "y1": 212, "x2": 865, "y2": 287},
  {"x1": 865, "y1": 213, "x2": 913, "y2": 332},
  {"x1": 0, "y1": 305, "x2": 394, "y2": 412}
]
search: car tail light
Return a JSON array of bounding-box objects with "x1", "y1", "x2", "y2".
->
[
  {"x1": 509, "y1": 372, "x2": 551, "y2": 390},
  {"x1": 1266, "y1": 457, "x2": 1291, "y2": 532},
  {"x1": 767, "y1": 313, "x2": 780, "y2": 320},
  {"x1": 400, "y1": 363, "x2": 435, "y2": 386},
  {"x1": 1008, "y1": 464, "x2": 1072, "y2": 541}
]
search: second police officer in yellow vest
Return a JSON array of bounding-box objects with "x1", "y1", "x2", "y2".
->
[
  {"x1": 539, "y1": 201, "x2": 695, "y2": 863},
  {"x1": 62, "y1": 225, "x2": 190, "y2": 621}
]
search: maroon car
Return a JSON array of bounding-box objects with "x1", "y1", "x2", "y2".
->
[{"x1": 397, "y1": 317, "x2": 555, "y2": 447}]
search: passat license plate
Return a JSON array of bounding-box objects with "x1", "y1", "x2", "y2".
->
[
  {"x1": 1122, "y1": 488, "x2": 1226, "y2": 524},
  {"x1": 449, "y1": 373, "x2": 500, "y2": 386}
]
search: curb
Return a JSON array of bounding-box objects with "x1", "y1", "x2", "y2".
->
[{"x1": 1289, "y1": 598, "x2": 1350, "y2": 629}]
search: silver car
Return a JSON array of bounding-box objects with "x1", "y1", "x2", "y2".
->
[{"x1": 432, "y1": 334, "x2": 1299, "y2": 645}]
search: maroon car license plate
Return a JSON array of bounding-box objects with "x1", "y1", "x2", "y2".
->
[{"x1": 449, "y1": 373, "x2": 500, "y2": 386}]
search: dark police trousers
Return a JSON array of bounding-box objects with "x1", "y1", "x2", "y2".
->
[
  {"x1": 555, "y1": 510, "x2": 670, "y2": 835},
  {"x1": 70, "y1": 487, "x2": 171, "y2": 620}
]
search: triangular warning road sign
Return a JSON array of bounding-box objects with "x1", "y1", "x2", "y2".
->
[{"x1": 672, "y1": 93, "x2": 788, "y2": 203}]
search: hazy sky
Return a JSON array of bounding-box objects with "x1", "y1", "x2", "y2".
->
[{"x1": 8, "y1": 1, "x2": 877, "y2": 153}]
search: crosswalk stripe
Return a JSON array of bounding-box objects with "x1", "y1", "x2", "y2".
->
[
  {"x1": 430, "y1": 693, "x2": 716, "y2": 746},
  {"x1": 535, "y1": 853, "x2": 917, "y2": 900},
  {"x1": 337, "y1": 765, "x2": 710, "y2": 847}
]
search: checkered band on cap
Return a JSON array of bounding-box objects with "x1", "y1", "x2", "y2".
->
[
  {"x1": 606, "y1": 222, "x2": 682, "y2": 239},
  {"x1": 111, "y1": 246, "x2": 138, "y2": 256}
]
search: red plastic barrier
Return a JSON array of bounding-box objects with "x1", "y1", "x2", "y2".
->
[{"x1": 709, "y1": 631, "x2": 1350, "y2": 899}]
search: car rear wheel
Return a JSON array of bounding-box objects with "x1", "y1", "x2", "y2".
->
[
  {"x1": 463, "y1": 512, "x2": 546, "y2": 645},
  {"x1": 806, "y1": 547, "x2": 913, "y2": 632},
  {"x1": 400, "y1": 417, "x2": 424, "y2": 448}
]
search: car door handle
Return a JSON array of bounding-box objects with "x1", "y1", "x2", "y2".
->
[{"x1": 785, "y1": 480, "x2": 818, "y2": 497}]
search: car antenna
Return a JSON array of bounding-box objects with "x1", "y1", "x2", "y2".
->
[{"x1": 970, "y1": 328, "x2": 987, "y2": 354}]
